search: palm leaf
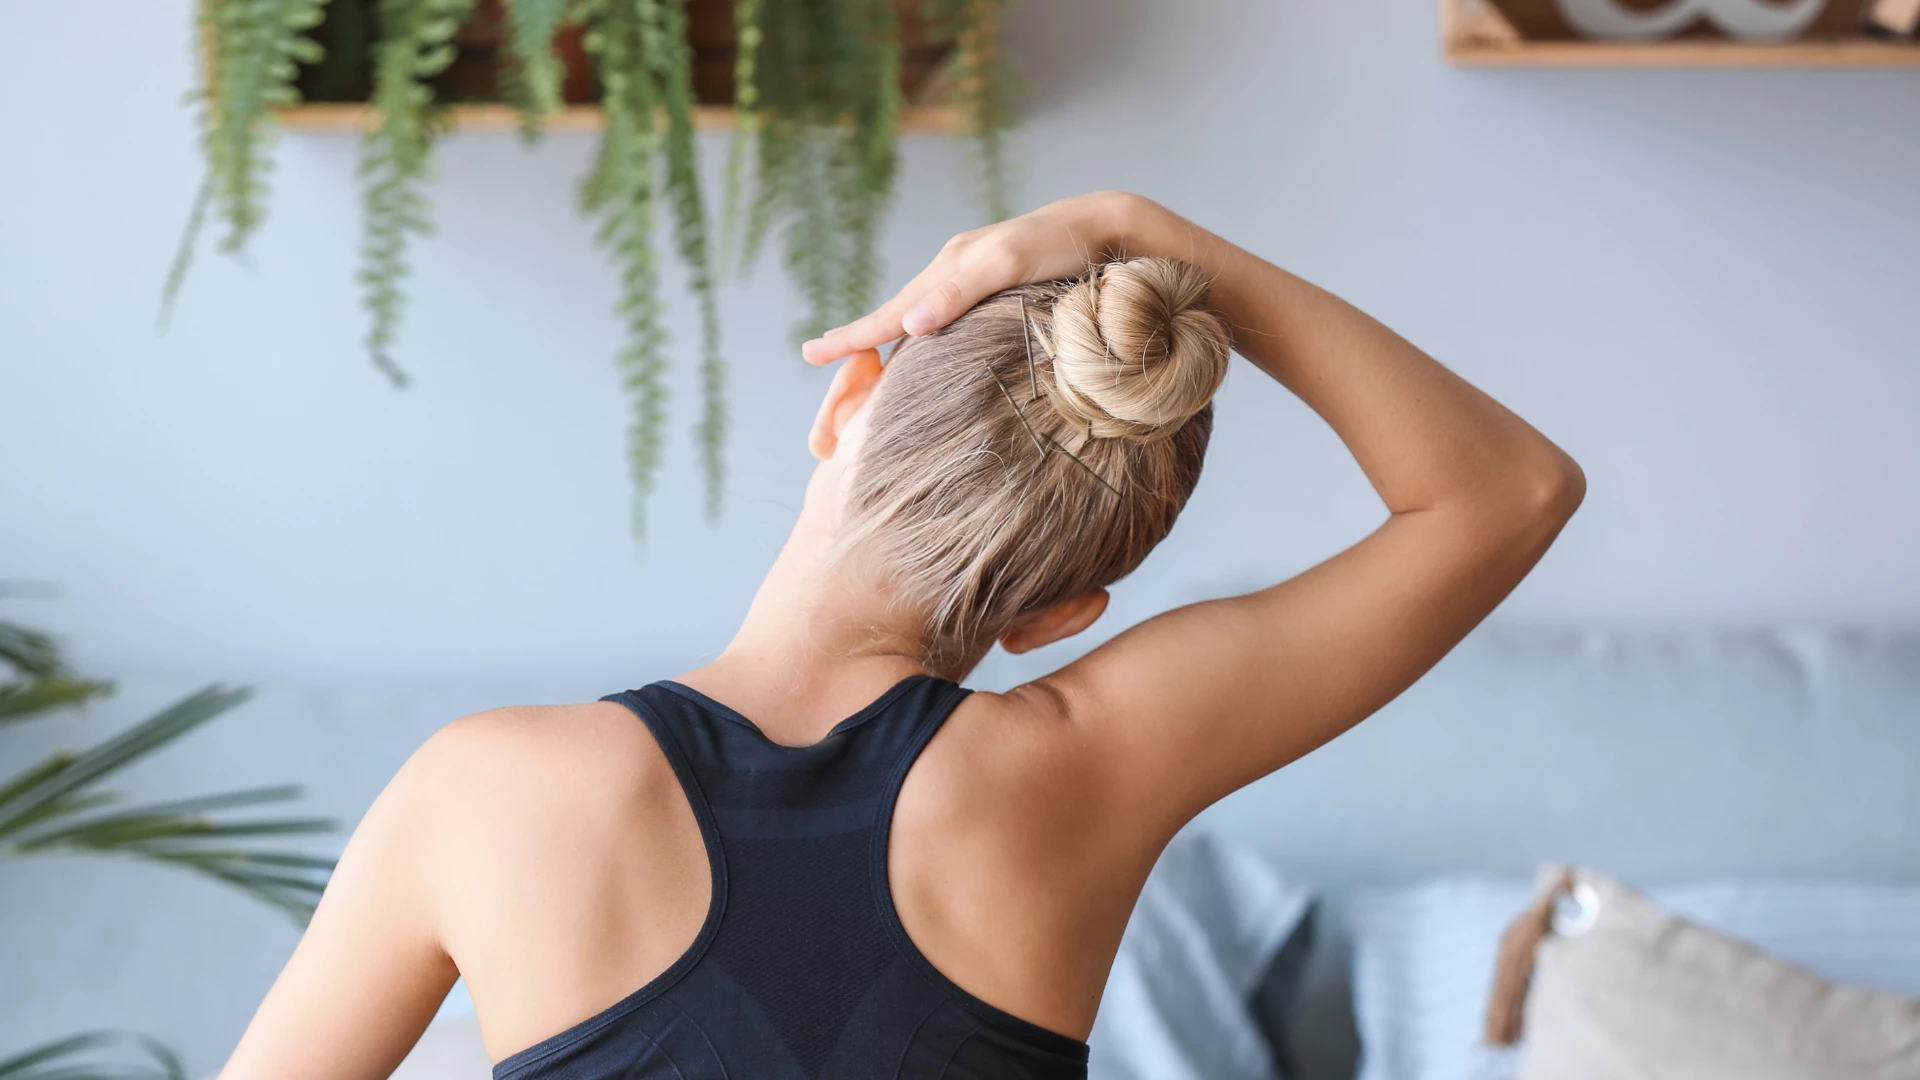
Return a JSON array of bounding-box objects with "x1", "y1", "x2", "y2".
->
[
  {"x1": 0, "y1": 787, "x2": 117, "y2": 839},
  {"x1": 18, "y1": 813, "x2": 336, "y2": 854},
  {"x1": 0, "y1": 754, "x2": 74, "y2": 809},
  {"x1": 0, "y1": 788, "x2": 335, "y2": 922},
  {"x1": 0, "y1": 617, "x2": 113, "y2": 725},
  {"x1": 42, "y1": 783, "x2": 308, "y2": 819},
  {"x1": 0, "y1": 683, "x2": 336, "y2": 921},
  {"x1": 0, "y1": 1030, "x2": 185, "y2": 1080},
  {"x1": 0, "y1": 621, "x2": 62, "y2": 680},
  {"x1": 0, "y1": 615, "x2": 335, "y2": 1076},
  {"x1": 0, "y1": 685, "x2": 251, "y2": 837},
  {"x1": 172, "y1": 860, "x2": 333, "y2": 921},
  {"x1": 0, "y1": 676, "x2": 114, "y2": 726}
]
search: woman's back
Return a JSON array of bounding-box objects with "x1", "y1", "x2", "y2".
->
[
  {"x1": 412, "y1": 668, "x2": 1152, "y2": 1077},
  {"x1": 216, "y1": 192, "x2": 1583, "y2": 1080}
]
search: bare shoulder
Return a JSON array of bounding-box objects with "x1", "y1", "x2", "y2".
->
[
  {"x1": 398, "y1": 700, "x2": 705, "y2": 955},
  {"x1": 889, "y1": 677, "x2": 1164, "y2": 1020},
  {"x1": 401, "y1": 701, "x2": 677, "y2": 839},
  {"x1": 951, "y1": 677, "x2": 1129, "y2": 779},
  {"x1": 384, "y1": 700, "x2": 709, "y2": 1054},
  {"x1": 970, "y1": 663, "x2": 1218, "y2": 844},
  {"x1": 947, "y1": 680, "x2": 1078, "y2": 753},
  {"x1": 420, "y1": 701, "x2": 665, "y2": 789},
  {"x1": 357, "y1": 700, "x2": 686, "y2": 906},
  {"x1": 929, "y1": 681, "x2": 1136, "y2": 852}
]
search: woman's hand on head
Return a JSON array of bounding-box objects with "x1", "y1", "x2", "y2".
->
[{"x1": 799, "y1": 190, "x2": 1167, "y2": 366}]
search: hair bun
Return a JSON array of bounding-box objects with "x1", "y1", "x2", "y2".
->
[{"x1": 1041, "y1": 257, "x2": 1231, "y2": 443}]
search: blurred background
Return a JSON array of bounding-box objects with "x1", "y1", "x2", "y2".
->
[{"x1": 2, "y1": 2, "x2": 1917, "y2": 1079}]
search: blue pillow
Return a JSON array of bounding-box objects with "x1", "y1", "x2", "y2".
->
[{"x1": 1090, "y1": 832, "x2": 1318, "y2": 1080}]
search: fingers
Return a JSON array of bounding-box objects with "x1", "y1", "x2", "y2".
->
[
  {"x1": 800, "y1": 232, "x2": 1005, "y2": 365},
  {"x1": 800, "y1": 291, "x2": 916, "y2": 366},
  {"x1": 799, "y1": 268, "x2": 993, "y2": 366},
  {"x1": 800, "y1": 218, "x2": 1058, "y2": 364},
  {"x1": 799, "y1": 256, "x2": 950, "y2": 365},
  {"x1": 903, "y1": 276, "x2": 968, "y2": 336}
]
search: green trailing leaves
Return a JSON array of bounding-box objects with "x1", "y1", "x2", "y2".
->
[
  {"x1": 360, "y1": 0, "x2": 477, "y2": 387},
  {"x1": 718, "y1": 0, "x2": 763, "y2": 268},
  {"x1": 579, "y1": 0, "x2": 727, "y2": 532},
  {"x1": 501, "y1": 0, "x2": 572, "y2": 141},
  {"x1": 161, "y1": 0, "x2": 329, "y2": 328},
  {"x1": 923, "y1": 0, "x2": 1015, "y2": 223},
  {"x1": 734, "y1": 0, "x2": 903, "y2": 343},
  {"x1": 581, "y1": 0, "x2": 670, "y2": 536},
  {"x1": 156, "y1": 180, "x2": 212, "y2": 334},
  {"x1": 208, "y1": 0, "x2": 331, "y2": 251},
  {"x1": 651, "y1": 0, "x2": 728, "y2": 522},
  {"x1": 176, "y1": 0, "x2": 1017, "y2": 534}
]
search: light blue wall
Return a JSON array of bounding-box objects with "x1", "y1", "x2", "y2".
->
[
  {"x1": 3, "y1": 0, "x2": 1919, "y2": 1076},
  {"x1": 6, "y1": 2, "x2": 1919, "y2": 686}
]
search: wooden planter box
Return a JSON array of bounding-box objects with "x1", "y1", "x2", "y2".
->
[{"x1": 284, "y1": 0, "x2": 963, "y2": 131}]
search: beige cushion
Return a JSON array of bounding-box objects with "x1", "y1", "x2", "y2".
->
[{"x1": 1516, "y1": 869, "x2": 1920, "y2": 1080}]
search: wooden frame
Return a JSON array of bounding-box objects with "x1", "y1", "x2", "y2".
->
[
  {"x1": 251, "y1": 0, "x2": 968, "y2": 133},
  {"x1": 1442, "y1": 0, "x2": 1920, "y2": 67},
  {"x1": 275, "y1": 101, "x2": 964, "y2": 132}
]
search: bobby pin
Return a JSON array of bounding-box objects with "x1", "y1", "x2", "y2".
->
[
  {"x1": 985, "y1": 364, "x2": 1048, "y2": 455},
  {"x1": 1045, "y1": 433, "x2": 1123, "y2": 499},
  {"x1": 1019, "y1": 296, "x2": 1040, "y2": 401},
  {"x1": 983, "y1": 364, "x2": 1123, "y2": 499}
]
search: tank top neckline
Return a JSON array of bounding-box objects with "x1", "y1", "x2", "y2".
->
[
  {"x1": 653, "y1": 672, "x2": 936, "y2": 750},
  {"x1": 492, "y1": 674, "x2": 1092, "y2": 1080}
]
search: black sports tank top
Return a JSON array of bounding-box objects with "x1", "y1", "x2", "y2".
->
[{"x1": 490, "y1": 674, "x2": 1092, "y2": 1080}]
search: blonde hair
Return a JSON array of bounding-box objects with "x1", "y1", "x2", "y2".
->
[{"x1": 840, "y1": 256, "x2": 1232, "y2": 674}]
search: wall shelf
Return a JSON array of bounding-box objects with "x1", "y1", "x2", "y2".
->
[
  {"x1": 275, "y1": 102, "x2": 964, "y2": 133},
  {"x1": 1443, "y1": 0, "x2": 1920, "y2": 67}
]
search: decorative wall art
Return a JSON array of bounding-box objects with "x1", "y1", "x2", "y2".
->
[{"x1": 1487, "y1": 0, "x2": 1861, "y2": 40}]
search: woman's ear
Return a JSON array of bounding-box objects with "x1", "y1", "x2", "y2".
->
[
  {"x1": 998, "y1": 589, "x2": 1110, "y2": 655},
  {"x1": 809, "y1": 348, "x2": 886, "y2": 460}
]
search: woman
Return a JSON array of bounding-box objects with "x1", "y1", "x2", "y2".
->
[{"x1": 221, "y1": 191, "x2": 1583, "y2": 1079}]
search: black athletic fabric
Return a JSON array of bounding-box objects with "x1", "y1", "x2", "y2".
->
[{"x1": 491, "y1": 673, "x2": 1091, "y2": 1080}]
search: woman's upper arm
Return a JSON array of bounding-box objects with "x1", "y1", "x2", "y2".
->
[
  {"x1": 218, "y1": 734, "x2": 462, "y2": 1080},
  {"x1": 1045, "y1": 467, "x2": 1584, "y2": 835}
]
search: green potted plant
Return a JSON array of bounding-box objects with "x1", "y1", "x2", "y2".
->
[
  {"x1": 164, "y1": 0, "x2": 1015, "y2": 533},
  {"x1": 0, "y1": 597, "x2": 334, "y2": 1080}
]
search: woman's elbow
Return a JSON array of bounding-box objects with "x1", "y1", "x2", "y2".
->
[{"x1": 1519, "y1": 448, "x2": 1586, "y2": 529}]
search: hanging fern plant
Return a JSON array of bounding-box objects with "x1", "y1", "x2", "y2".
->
[
  {"x1": 360, "y1": 0, "x2": 477, "y2": 387},
  {"x1": 499, "y1": 0, "x2": 569, "y2": 140},
  {"x1": 167, "y1": 0, "x2": 1013, "y2": 534},
  {"x1": 923, "y1": 0, "x2": 1013, "y2": 222},
  {"x1": 162, "y1": 0, "x2": 331, "y2": 327},
  {"x1": 732, "y1": 0, "x2": 902, "y2": 342}
]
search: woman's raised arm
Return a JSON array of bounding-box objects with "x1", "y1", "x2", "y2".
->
[{"x1": 808, "y1": 191, "x2": 1585, "y2": 835}]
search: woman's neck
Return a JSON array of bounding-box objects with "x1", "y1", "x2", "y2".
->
[{"x1": 674, "y1": 478, "x2": 940, "y2": 745}]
